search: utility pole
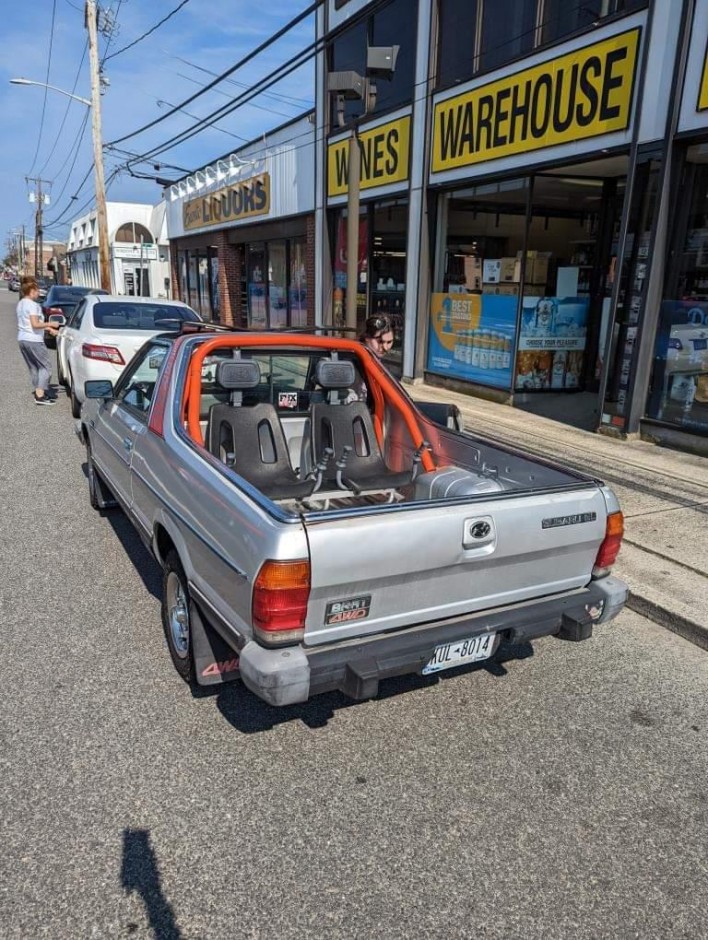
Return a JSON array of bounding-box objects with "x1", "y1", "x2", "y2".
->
[
  {"x1": 345, "y1": 130, "x2": 360, "y2": 332},
  {"x1": 26, "y1": 176, "x2": 50, "y2": 277},
  {"x1": 86, "y1": 0, "x2": 112, "y2": 292}
]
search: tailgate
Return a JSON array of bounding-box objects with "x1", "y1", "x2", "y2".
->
[{"x1": 303, "y1": 487, "x2": 607, "y2": 645}]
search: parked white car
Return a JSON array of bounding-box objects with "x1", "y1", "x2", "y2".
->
[{"x1": 55, "y1": 295, "x2": 202, "y2": 417}]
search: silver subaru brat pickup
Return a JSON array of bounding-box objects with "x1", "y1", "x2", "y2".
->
[{"x1": 78, "y1": 327, "x2": 628, "y2": 706}]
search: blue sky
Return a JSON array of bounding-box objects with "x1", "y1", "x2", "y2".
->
[{"x1": 0, "y1": 0, "x2": 315, "y2": 259}]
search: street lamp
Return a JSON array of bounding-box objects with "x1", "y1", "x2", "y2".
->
[
  {"x1": 9, "y1": 77, "x2": 91, "y2": 107},
  {"x1": 9, "y1": 2, "x2": 111, "y2": 292}
]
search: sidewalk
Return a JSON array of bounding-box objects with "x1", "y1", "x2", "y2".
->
[{"x1": 407, "y1": 380, "x2": 708, "y2": 652}]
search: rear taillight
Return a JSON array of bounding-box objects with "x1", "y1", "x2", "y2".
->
[
  {"x1": 44, "y1": 306, "x2": 62, "y2": 317},
  {"x1": 593, "y1": 511, "x2": 624, "y2": 578},
  {"x1": 252, "y1": 560, "x2": 310, "y2": 646},
  {"x1": 82, "y1": 343, "x2": 125, "y2": 364}
]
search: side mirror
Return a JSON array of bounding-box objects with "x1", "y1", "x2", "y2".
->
[
  {"x1": 48, "y1": 314, "x2": 66, "y2": 327},
  {"x1": 84, "y1": 379, "x2": 114, "y2": 399}
]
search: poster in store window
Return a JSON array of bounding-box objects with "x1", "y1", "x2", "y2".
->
[
  {"x1": 426, "y1": 292, "x2": 517, "y2": 389},
  {"x1": 515, "y1": 296, "x2": 589, "y2": 391}
]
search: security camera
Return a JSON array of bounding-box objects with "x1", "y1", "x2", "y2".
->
[
  {"x1": 366, "y1": 45, "x2": 399, "y2": 81},
  {"x1": 327, "y1": 70, "x2": 365, "y2": 100}
]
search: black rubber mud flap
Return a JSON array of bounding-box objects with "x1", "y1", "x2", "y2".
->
[{"x1": 190, "y1": 602, "x2": 241, "y2": 686}]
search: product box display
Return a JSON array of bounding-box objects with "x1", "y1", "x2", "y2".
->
[
  {"x1": 463, "y1": 256, "x2": 483, "y2": 291},
  {"x1": 483, "y1": 282, "x2": 519, "y2": 296},
  {"x1": 483, "y1": 259, "x2": 501, "y2": 283},
  {"x1": 514, "y1": 251, "x2": 550, "y2": 285},
  {"x1": 499, "y1": 258, "x2": 517, "y2": 282}
]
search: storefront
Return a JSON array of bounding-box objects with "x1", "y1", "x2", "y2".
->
[
  {"x1": 642, "y1": 0, "x2": 708, "y2": 447},
  {"x1": 425, "y1": 13, "x2": 648, "y2": 430},
  {"x1": 67, "y1": 203, "x2": 171, "y2": 297},
  {"x1": 166, "y1": 113, "x2": 316, "y2": 329},
  {"x1": 326, "y1": 111, "x2": 413, "y2": 373}
]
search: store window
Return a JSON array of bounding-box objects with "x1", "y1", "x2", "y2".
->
[
  {"x1": 646, "y1": 145, "x2": 708, "y2": 435},
  {"x1": 244, "y1": 238, "x2": 309, "y2": 330},
  {"x1": 331, "y1": 201, "x2": 408, "y2": 372},
  {"x1": 428, "y1": 178, "x2": 529, "y2": 390},
  {"x1": 328, "y1": 0, "x2": 417, "y2": 128},
  {"x1": 178, "y1": 248, "x2": 220, "y2": 321},
  {"x1": 114, "y1": 222, "x2": 153, "y2": 244},
  {"x1": 480, "y1": 0, "x2": 535, "y2": 74},
  {"x1": 516, "y1": 174, "x2": 625, "y2": 397},
  {"x1": 436, "y1": 0, "x2": 648, "y2": 87}
]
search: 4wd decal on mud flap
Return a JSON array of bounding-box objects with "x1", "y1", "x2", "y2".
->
[
  {"x1": 325, "y1": 595, "x2": 372, "y2": 625},
  {"x1": 201, "y1": 658, "x2": 240, "y2": 678},
  {"x1": 278, "y1": 391, "x2": 298, "y2": 409}
]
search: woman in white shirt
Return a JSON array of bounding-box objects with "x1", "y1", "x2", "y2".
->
[{"x1": 16, "y1": 278, "x2": 60, "y2": 405}]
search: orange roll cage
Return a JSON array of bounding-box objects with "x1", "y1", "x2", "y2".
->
[{"x1": 183, "y1": 334, "x2": 436, "y2": 475}]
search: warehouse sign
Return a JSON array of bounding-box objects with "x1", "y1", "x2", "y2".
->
[
  {"x1": 327, "y1": 115, "x2": 410, "y2": 197},
  {"x1": 183, "y1": 173, "x2": 270, "y2": 230},
  {"x1": 699, "y1": 45, "x2": 708, "y2": 111},
  {"x1": 432, "y1": 28, "x2": 640, "y2": 173}
]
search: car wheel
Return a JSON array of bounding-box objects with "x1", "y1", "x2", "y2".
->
[
  {"x1": 69, "y1": 372, "x2": 81, "y2": 418},
  {"x1": 162, "y1": 551, "x2": 195, "y2": 683}
]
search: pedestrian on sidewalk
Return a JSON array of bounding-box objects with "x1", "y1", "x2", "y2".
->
[{"x1": 16, "y1": 277, "x2": 59, "y2": 405}]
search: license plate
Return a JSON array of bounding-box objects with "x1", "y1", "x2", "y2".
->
[{"x1": 422, "y1": 631, "x2": 496, "y2": 675}]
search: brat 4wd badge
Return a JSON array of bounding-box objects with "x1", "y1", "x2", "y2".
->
[{"x1": 325, "y1": 595, "x2": 371, "y2": 625}]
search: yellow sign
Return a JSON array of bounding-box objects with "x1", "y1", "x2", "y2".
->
[
  {"x1": 699, "y1": 46, "x2": 708, "y2": 111},
  {"x1": 183, "y1": 173, "x2": 270, "y2": 231},
  {"x1": 327, "y1": 116, "x2": 411, "y2": 197},
  {"x1": 430, "y1": 293, "x2": 482, "y2": 351},
  {"x1": 432, "y1": 28, "x2": 640, "y2": 173}
]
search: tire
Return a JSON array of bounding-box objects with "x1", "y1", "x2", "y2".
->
[
  {"x1": 69, "y1": 372, "x2": 81, "y2": 419},
  {"x1": 86, "y1": 440, "x2": 117, "y2": 511},
  {"x1": 162, "y1": 551, "x2": 195, "y2": 683}
]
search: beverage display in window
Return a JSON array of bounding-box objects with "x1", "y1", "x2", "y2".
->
[{"x1": 515, "y1": 296, "x2": 589, "y2": 391}]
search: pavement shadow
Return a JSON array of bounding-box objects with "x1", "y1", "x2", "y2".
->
[
  {"x1": 78, "y1": 455, "x2": 162, "y2": 601},
  {"x1": 200, "y1": 639, "x2": 534, "y2": 734},
  {"x1": 121, "y1": 828, "x2": 182, "y2": 939},
  {"x1": 104, "y1": 511, "x2": 163, "y2": 600}
]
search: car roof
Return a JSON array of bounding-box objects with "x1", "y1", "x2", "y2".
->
[{"x1": 86, "y1": 294, "x2": 191, "y2": 306}]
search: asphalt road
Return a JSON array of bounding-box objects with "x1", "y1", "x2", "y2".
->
[{"x1": 1, "y1": 284, "x2": 707, "y2": 939}]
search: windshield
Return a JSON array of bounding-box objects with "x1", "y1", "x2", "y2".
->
[{"x1": 92, "y1": 302, "x2": 201, "y2": 331}]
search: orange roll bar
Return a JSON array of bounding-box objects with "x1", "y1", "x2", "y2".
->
[{"x1": 183, "y1": 334, "x2": 435, "y2": 474}]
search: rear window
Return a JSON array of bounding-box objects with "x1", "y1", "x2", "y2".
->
[
  {"x1": 49, "y1": 289, "x2": 89, "y2": 303},
  {"x1": 93, "y1": 302, "x2": 200, "y2": 331}
]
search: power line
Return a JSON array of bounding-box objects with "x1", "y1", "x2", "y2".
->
[
  {"x1": 165, "y1": 50, "x2": 313, "y2": 108},
  {"x1": 26, "y1": 0, "x2": 58, "y2": 176},
  {"x1": 38, "y1": 41, "x2": 89, "y2": 176},
  {"x1": 106, "y1": 0, "x2": 321, "y2": 147},
  {"x1": 124, "y1": 40, "x2": 318, "y2": 166},
  {"x1": 103, "y1": 0, "x2": 192, "y2": 63}
]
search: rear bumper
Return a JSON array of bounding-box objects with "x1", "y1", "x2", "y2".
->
[{"x1": 237, "y1": 576, "x2": 628, "y2": 707}]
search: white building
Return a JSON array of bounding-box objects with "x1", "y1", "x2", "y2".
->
[{"x1": 66, "y1": 201, "x2": 171, "y2": 297}]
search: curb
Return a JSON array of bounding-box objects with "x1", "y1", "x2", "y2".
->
[{"x1": 626, "y1": 592, "x2": 708, "y2": 652}]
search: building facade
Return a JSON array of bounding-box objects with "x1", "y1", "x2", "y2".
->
[
  {"x1": 66, "y1": 202, "x2": 171, "y2": 297},
  {"x1": 313, "y1": 0, "x2": 708, "y2": 453},
  {"x1": 165, "y1": 113, "x2": 316, "y2": 328}
]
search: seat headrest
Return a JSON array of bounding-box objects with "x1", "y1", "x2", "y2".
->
[
  {"x1": 315, "y1": 358, "x2": 356, "y2": 389},
  {"x1": 216, "y1": 360, "x2": 260, "y2": 389}
]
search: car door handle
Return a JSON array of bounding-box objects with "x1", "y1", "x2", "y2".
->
[{"x1": 123, "y1": 437, "x2": 133, "y2": 452}]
